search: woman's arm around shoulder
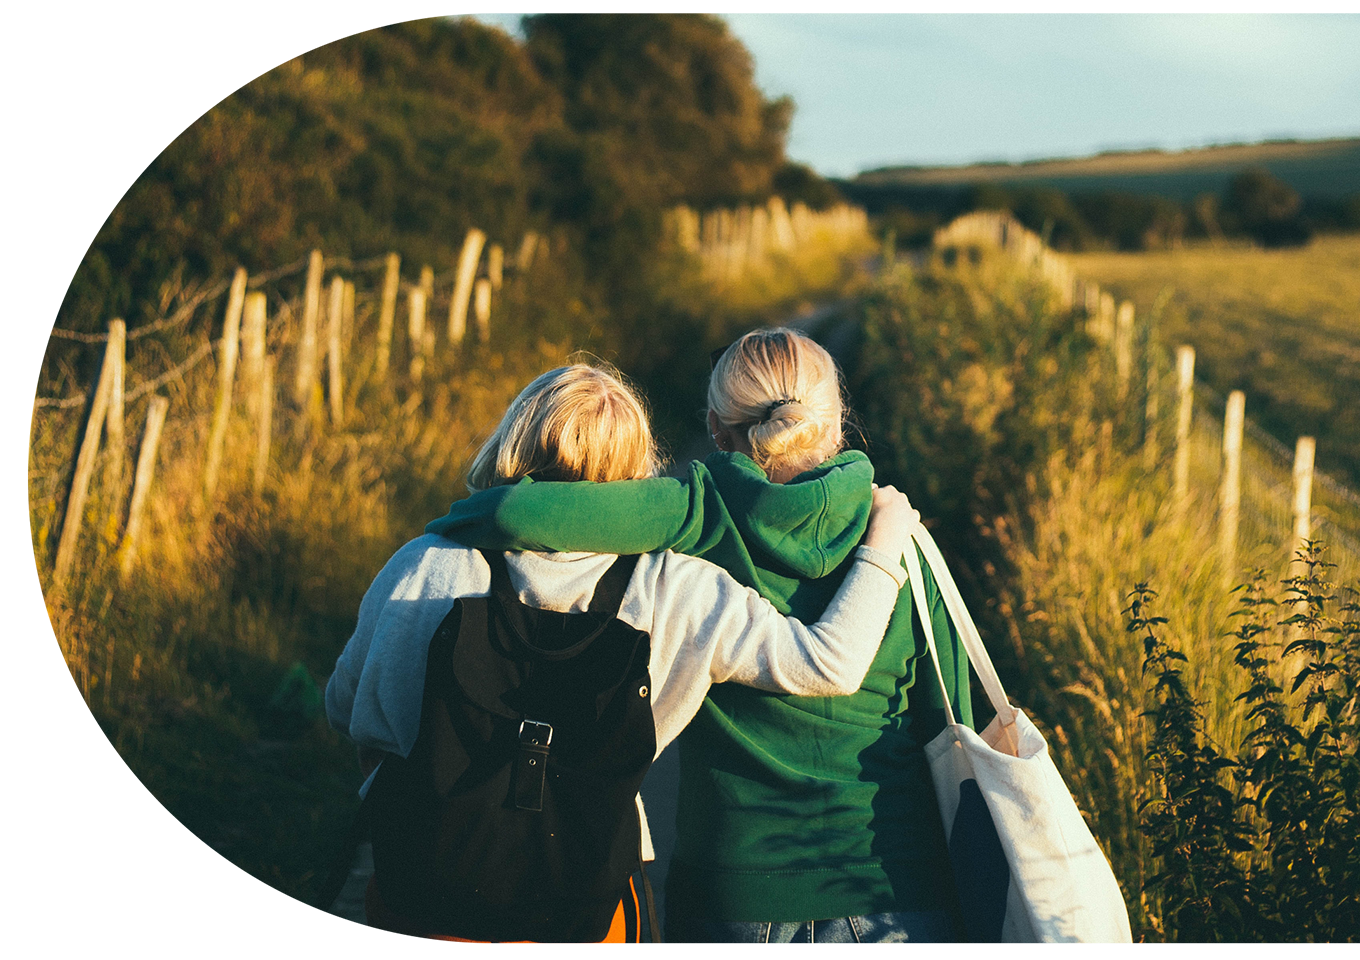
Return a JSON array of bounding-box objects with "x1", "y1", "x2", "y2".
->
[{"x1": 624, "y1": 486, "x2": 919, "y2": 750}]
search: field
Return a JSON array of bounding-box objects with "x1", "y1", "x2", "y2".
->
[
  {"x1": 1070, "y1": 234, "x2": 1360, "y2": 489},
  {"x1": 855, "y1": 137, "x2": 1360, "y2": 201},
  {"x1": 852, "y1": 229, "x2": 1359, "y2": 940}
]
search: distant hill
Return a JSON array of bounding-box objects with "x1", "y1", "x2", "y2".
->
[{"x1": 854, "y1": 138, "x2": 1360, "y2": 201}]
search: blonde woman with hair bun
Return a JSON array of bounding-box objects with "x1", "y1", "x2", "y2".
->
[
  {"x1": 327, "y1": 362, "x2": 919, "y2": 943},
  {"x1": 706, "y1": 328, "x2": 844, "y2": 482},
  {"x1": 430, "y1": 335, "x2": 974, "y2": 943}
]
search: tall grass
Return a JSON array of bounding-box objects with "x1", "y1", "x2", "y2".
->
[
  {"x1": 32, "y1": 284, "x2": 571, "y2": 900},
  {"x1": 1071, "y1": 234, "x2": 1360, "y2": 487},
  {"x1": 29, "y1": 216, "x2": 873, "y2": 904},
  {"x1": 848, "y1": 244, "x2": 1354, "y2": 940}
]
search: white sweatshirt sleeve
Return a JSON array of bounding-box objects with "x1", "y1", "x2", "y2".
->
[
  {"x1": 619, "y1": 548, "x2": 906, "y2": 754},
  {"x1": 324, "y1": 535, "x2": 491, "y2": 758}
]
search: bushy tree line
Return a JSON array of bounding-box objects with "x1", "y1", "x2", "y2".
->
[
  {"x1": 844, "y1": 167, "x2": 1359, "y2": 253},
  {"x1": 60, "y1": 14, "x2": 827, "y2": 336}
]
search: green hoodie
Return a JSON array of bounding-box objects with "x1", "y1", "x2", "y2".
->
[{"x1": 426, "y1": 450, "x2": 972, "y2": 923}]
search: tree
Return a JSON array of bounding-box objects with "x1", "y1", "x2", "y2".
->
[
  {"x1": 1222, "y1": 168, "x2": 1311, "y2": 248},
  {"x1": 524, "y1": 14, "x2": 791, "y2": 216}
]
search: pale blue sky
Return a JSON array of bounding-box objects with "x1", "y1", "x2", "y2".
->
[{"x1": 476, "y1": 13, "x2": 1360, "y2": 178}]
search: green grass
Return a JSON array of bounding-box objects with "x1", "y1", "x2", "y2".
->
[{"x1": 1071, "y1": 234, "x2": 1360, "y2": 491}]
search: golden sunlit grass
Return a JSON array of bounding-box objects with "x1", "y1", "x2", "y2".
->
[
  {"x1": 854, "y1": 240, "x2": 1360, "y2": 939},
  {"x1": 29, "y1": 221, "x2": 873, "y2": 905},
  {"x1": 1071, "y1": 234, "x2": 1360, "y2": 487},
  {"x1": 28, "y1": 257, "x2": 583, "y2": 903}
]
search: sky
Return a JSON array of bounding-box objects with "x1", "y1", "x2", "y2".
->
[{"x1": 478, "y1": 11, "x2": 1360, "y2": 177}]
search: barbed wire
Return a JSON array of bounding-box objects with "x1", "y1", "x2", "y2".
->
[
  {"x1": 48, "y1": 278, "x2": 230, "y2": 343},
  {"x1": 245, "y1": 256, "x2": 311, "y2": 288},
  {"x1": 34, "y1": 340, "x2": 215, "y2": 409},
  {"x1": 44, "y1": 250, "x2": 337, "y2": 344},
  {"x1": 125, "y1": 341, "x2": 214, "y2": 401},
  {"x1": 32, "y1": 393, "x2": 87, "y2": 410},
  {"x1": 1190, "y1": 375, "x2": 1360, "y2": 512}
]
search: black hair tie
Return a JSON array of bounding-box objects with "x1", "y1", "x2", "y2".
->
[{"x1": 764, "y1": 398, "x2": 801, "y2": 421}]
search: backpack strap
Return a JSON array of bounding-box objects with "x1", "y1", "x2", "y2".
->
[
  {"x1": 586, "y1": 553, "x2": 641, "y2": 617},
  {"x1": 483, "y1": 551, "x2": 643, "y2": 813}
]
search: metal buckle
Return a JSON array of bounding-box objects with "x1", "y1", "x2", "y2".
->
[{"x1": 518, "y1": 719, "x2": 553, "y2": 746}]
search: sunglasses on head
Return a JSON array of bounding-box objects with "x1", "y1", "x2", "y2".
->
[{"x1": 709, "y1": 342, "x2": 732, "y2": 371}]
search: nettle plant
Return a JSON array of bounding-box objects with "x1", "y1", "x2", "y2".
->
[{"x1": 1128, "y1": 543, "x2": 1360, "y2": 942}]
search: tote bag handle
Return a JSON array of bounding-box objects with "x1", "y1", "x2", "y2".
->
[{"x1": 900, "y1": 516, "x2": 1021, "y2": 753}]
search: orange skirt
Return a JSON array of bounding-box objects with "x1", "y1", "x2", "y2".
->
[{"x1": 365, "y1": 875, "x2": 644, "y2": 943}]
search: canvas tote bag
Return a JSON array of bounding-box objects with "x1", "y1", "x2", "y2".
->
[{"x1": 900, "y1": 522, "x2": 1132, "y2": 943}]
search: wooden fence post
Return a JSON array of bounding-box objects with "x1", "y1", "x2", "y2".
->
[
  {"x1": 1219, "y1": 390, "x2": 1245, "y2": 587},
  {"x1": 1173, "y1": 345, "x2": 1196, "y2": 519},
  {"x1": 488, "y1": 244, "x2": 504, "y2": 290},
  {"x1": 1144, "y1": 351, "x2": 1160, "y2": 472},
  {"x1": 1097, "y1": 292, "x2": 1116, "y2": 344},
  {"x1": 204, "y1": 267, "x2": 247, "y2": 499},
  {"x1": 27, "y1": 267, "x2": 55, "y2": 451},
  {"x1": 376, "y1": 252, "x2": 400, "y2": 380},
  {"x1": 342, "y1": 279, "x2": 356, "y2": 346},
  {"x1": 104, "y1": 320, "x2": 126, "y2": 502},
  {"x1": 52, "y1": 319, "x2": 125, "y2": 587},
  {"x1": 408, "y1": 287, "x2": 427, "y2": 383},
  {"x1": 517, "y1": 232, "x2": 538, "y2": 272},
  {"x1": 750, "y1": 205, "x2": 769, "y2": 263},
  {"x1": 1115, "y1": 301, "x2": 1135, "y2": 400},
  {"x1": 294, "y1": 250, "x2": 323, "y2": 404},
  {"x1": 1292, "y1": 435, "x2": 1316, "y2": 558},
  {"x1": 449, "y1": 228, "x2": 487, "y2": 343},
  {"x1": 241, "y1": 291, "x2": 267, "y2": 417},
  {"x1": 474, "y1": 278, "x2": 492, "y2": 342},
  {"x1": 118, "y1": 395, "x2": 169, "y2": 579},
  {"x1": 254, "y1": 358, "x2": 274, "y2": 495},
  {"x1": 326, "y1": 276, "x2": 345, "y2": 426},
  {"x1": 419, "y1": 265, "x2": 435, "y2": 305}
]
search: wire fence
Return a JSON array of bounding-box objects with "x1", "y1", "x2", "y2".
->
[
  {"x1": 936, "y1": 210, "x2": 1360, "y2": 593},
  {"x1": 30, "y1": 224, "x2": 531, "y2": 592}
]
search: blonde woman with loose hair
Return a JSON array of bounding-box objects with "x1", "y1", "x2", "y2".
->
[
  {"x1": 327, "y1": 361, "x2": 920, "y2": 943},
  {"x1": 429, "y1": 331, "x2": 973, "y2": 942},
  {"x1": 466, "y1": 363, "x2": 660, "y2": 492}
]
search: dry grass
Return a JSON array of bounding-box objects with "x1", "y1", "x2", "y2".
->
[
  {"x1": 28, "y1": 220, "x2": 874, "y2": 904},
  {"x1": 851, "y1": 242, "x2": 1355, "y2": 939},
  {"x1": 1071, "y1": 234, "x2": 1360, "y2": 487},
  {"x1": 28, "y1": 257, "x2": 576, "y2": 903}
]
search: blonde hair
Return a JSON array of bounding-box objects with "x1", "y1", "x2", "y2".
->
[
  {"x1": 466, "y1": 363, "x2": 660, "y2": 492},
  {"x1": 708, "y1": 328, "x2": 845, "y2": 478}
]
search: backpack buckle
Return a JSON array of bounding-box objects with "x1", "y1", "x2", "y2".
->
[
  {"x1": 518, "y1": 719, "x2": 553, "y2": 746},
  {"x1": 514, "y1": 719, "x2": 553, "y2": 812}
]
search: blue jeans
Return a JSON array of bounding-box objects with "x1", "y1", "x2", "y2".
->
[{"x1": 666, "y1": 910, "x2": 960, "y2": 943}]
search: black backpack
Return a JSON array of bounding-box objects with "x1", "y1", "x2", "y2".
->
[{"x1": 365, "y1": 551, "x2": 658, "y2": 942}]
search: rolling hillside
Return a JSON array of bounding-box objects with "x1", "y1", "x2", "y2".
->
[{"x1": 854, "y1": 137, "x2": 1360, "y2": 200}]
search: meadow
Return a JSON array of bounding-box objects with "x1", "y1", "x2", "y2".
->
[
  {"x1": 856, "y1": 137, "x2": 1360, "y2": 201},
  {"x1": 1071, "y1": 234, "x2": 1360, "y2": 489},
  {"x1": 852, "y1": 228, "x2": 1358, "y2": 941}
]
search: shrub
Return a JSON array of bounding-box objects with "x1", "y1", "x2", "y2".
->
[{"x1": 1132, "y1": 546, "x2": 1360, "y2": 941}]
